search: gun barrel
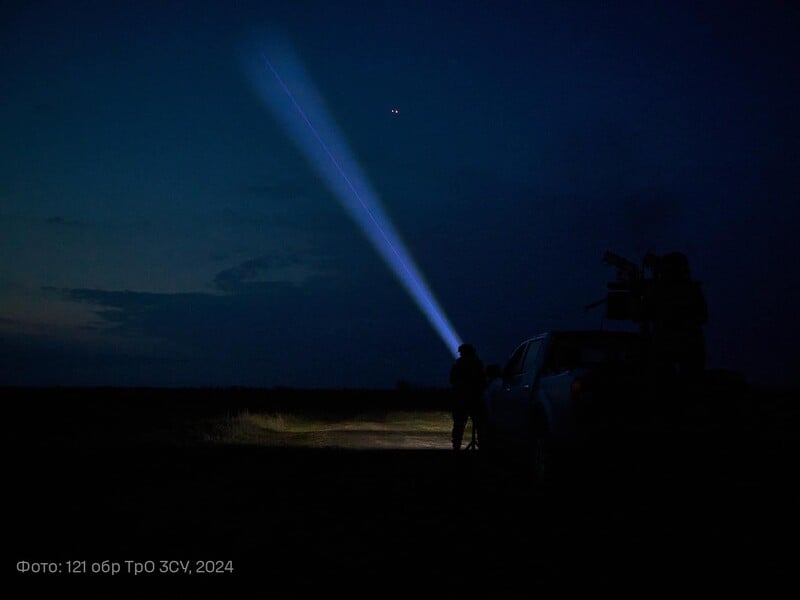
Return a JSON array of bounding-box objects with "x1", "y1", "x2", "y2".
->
[
  {"x1": 585, "y1": 297, "x2": 607, "y2": 311},
  {"x1": 603, "y1": 250, "x2": 639, "y2": 276}
]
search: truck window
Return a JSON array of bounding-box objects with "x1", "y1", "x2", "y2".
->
[
  {"x1": 522, "y1": 340, "x2": 542, "y2": 374},
  {"x1": 503, "y1": 342, "x2": 528, "y2": 380}
]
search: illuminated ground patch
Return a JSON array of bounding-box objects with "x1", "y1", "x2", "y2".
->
[{"x1": 207, "y1": 409, "x2": 467, "y2": 449}]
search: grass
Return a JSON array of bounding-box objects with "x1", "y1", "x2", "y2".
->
[{"x1": 203, "y1": 408, "x2": 456, "y2": 449}]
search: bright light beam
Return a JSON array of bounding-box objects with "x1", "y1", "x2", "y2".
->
[{"x1": 246, "y1": 46, "x2": 462, "y2": 357}]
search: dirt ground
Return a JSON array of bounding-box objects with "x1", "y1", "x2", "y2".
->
[{"x1": 7, "y1": 387, "x2": 798, "y2": 597}]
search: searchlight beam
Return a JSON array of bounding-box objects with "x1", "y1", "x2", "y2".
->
[{"x1": 248, "y1": 48, "x2": 462, "y2": 357}]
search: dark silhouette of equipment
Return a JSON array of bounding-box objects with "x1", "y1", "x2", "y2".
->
[
  {"x1": 587, "y1": 250, "x2": 703, "y2": 332},
  {"x1": 588, "y1": 249, "x2": 709, "y2": 379}
]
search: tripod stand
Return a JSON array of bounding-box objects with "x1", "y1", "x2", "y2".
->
[{"x1": 464, "y1": 418, "x2": 479, "y2": 451}]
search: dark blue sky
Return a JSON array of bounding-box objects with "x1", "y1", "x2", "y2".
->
[{"x1": 1, "y1": 1, "x2": 798, "y2": 387}]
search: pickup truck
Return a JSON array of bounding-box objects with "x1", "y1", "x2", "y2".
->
[{"x1": 482, "y1": 330, "x2": 665, "y2": 480}]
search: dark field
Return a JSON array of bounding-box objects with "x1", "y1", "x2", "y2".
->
[{"x1": 7, "y1": 386, "x2": 798, "y2": 597}]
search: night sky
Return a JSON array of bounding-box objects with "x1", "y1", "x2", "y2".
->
[{"x1": 1, "y1": 1, "x2": 798, "y2": 388}]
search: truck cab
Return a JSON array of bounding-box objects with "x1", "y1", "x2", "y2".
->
[{"x1": 484, "y1": 330, "x2": 648, "y2": 470}]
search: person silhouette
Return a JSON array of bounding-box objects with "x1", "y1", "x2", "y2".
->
[{"x1": 449, "y1": 343, "x2": 486, "y2": 451}]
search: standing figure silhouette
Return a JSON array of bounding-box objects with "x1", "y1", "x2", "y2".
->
[{"x1": 449, "y1": 343, "x2": 486, "y2": 451}]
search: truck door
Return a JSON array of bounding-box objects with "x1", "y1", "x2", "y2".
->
[
  {"x1": 491, "y1": 341, "x2": 529, "y2": 439},
  {"x1": 502, "y1": 339, "x2": 543, "y2": 444}
]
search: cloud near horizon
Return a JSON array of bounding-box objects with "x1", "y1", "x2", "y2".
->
[{"x1": 16, "y1": 248, "x2": 452, "y2": 388}]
